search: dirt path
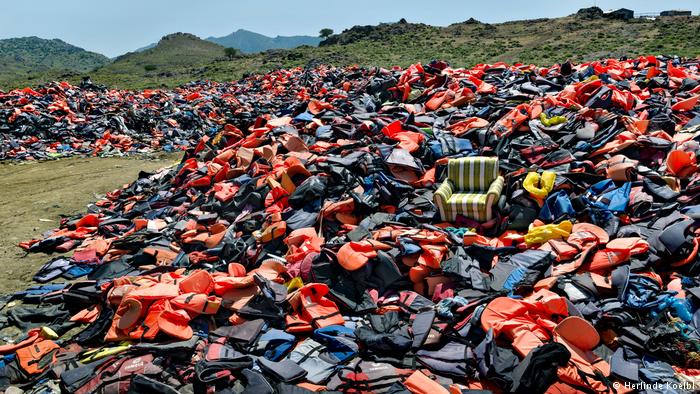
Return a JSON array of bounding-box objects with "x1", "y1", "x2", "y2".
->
[{"x1": 0, "y1": 153, "x2": 182, "y2": 293}]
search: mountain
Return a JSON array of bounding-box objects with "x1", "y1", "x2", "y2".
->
[
  {"x1": 110, "y1": 33, "x2": 225, "y2": 66},
  {"x1": 206, "y1": 29, "x2": 321, "y2": 53},
  {"x1": 89, "y1": 33, "x2": 228, "y2": 89},
  {"x1": 3, "y1": 10, "x2": 700, "y2": 90},
  {"x1": 0, "y1": 37, "x2": 109, "y2": 86},
  {"x1": 133, "y1": 42, "x2": 157, "y2": 53}
]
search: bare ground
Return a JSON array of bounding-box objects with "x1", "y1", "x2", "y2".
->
[{"x1": 0, "y1": 153, "x2": 182, "y2": 293}]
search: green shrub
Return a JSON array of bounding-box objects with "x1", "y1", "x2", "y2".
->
[{"x1": 224, "y1": 47, "x2": 240, "y2": 59}]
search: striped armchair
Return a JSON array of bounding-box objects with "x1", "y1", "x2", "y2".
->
[{"x1": 434, "y1": 157, "x2": 504, "y2": 221}]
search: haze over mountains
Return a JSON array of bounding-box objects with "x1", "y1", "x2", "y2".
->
[
  {"x1": 134, "y1": 29, "x2": 321, "y2": 54},
  {"x1": 0, "y1": 28, "x2": 321, "y2": 87},
  {"x1": 206, "y1": 29, "x2": 321, "y2": 53},
  {"x1": 1, "y1": 8, "x2": 700, "y2": 90}
]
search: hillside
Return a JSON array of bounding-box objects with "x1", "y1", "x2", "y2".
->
[
  {"x1": 3, "y1": 10, "x2": 700, "y2": 90},
  {"x1": 0, "y1": 37, "x2": 109, "y2": 86},
  {"x1": 206, "y1": 29, "x2": 321, "y2": 53},
  {"x1": 89, "y1": 33, "x2": 228, "y2": 88}
]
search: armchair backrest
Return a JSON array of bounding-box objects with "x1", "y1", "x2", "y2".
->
[{"x1": 447, "y1": 157, "x2": 499, "y2": 192}]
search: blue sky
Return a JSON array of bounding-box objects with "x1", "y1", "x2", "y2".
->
[{"x1": 1, "y1": 0, "x2": 697, "y2": 57}]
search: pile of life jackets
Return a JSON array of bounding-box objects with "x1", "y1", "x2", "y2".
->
[
  {"x1": 6, "y1": 57, "x2": 700, "y2": 393},
  {"x1": 1, "y1": 78, "x2": 251, "y2": 161}
]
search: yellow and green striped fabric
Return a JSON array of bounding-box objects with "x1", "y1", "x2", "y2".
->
[
  {"x1": 447, "y1": 157, "x2": 498, "y2": 192},
  {"x1": 434, "y1": 180, "x2": 454, "y2": 221},
  {"x1": 434, "y1": 157, "x2": 503, "y2": 221},
  {"x1": 486, "y1": 176, "x2": 505, "y2": 202},
  {"x1": 448, "y1": 193, "x2": 489, "y2": 221}
]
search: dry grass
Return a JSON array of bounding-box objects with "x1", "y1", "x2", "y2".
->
[{"x1": 0, "y1": 153, "x2": 181, "y2": 293}]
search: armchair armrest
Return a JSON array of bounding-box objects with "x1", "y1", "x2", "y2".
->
[
  {"x1": 434, "y1": 180, "x2": 454, "y2": 221},
  {"x1": 435, "y1": 180, "x2": 454, "y2": 205},
  {"x1": 486, "y1": 176, "x2": 505, "y2": 204}
]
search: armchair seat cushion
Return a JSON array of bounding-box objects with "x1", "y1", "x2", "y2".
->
[{"x1": 447, "y1": 193, "x2": 490, "y2": 222}]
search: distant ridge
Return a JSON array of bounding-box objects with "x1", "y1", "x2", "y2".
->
[
  {"x1": 0, "y1": 36, "x2": 109, "y2": 84},
  {"x1": 206, "y1": 29, "x2": 321, "y2": 53}
]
